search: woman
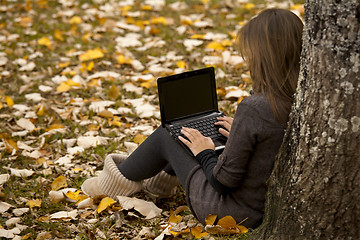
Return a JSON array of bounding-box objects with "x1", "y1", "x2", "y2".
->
[{"x1": 81, "y1": 8, "x2": 303, "y2": 229}]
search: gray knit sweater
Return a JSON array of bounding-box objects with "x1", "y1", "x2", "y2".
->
[{"x1": 185, "y1": 93, "x2": 286, "y2": 228}]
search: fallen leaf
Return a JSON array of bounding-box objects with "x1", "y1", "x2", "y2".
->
[
  {"x1": 54, "y1": 29, "x2": 64, "y2": 41},
  {"x1": 191, "y1": 226, "x2": 209, "y2": 239},
  {"x1": 50, "y1": 210, "x2": 78, "y2": 221},
  {"x1": 97, "y1": 197, "x2": 116, "y2": 213},
  {"x1": 218, "y1": 215, "x2": 237, "y2": 230},
  {"x1": 45, "y1": 123, "x2": 65, "y2": 132},
  {"x1": 0, "y1": 227, "x2": 21, "y2": 239},
  {"x1": 9, "y1": 168, "x2": 34, "y2": 177},
  {"x1": 133, "y1": 134, "x2": 146, "y2": 144},
  {"x1": 79, "y1": 48, "x2": 104, "y2": 62},
  {"x1": 108, "y1": 85, "x2": 120, "y2": 100},
  {"x1": 38, "y1": 37, "x2": 53, "y2": 49},
  {"x1": 48, "y1": 190, "x2": 65, "y2": 203},
  {"x1": 0, "y1": 201, "x2": 13, "y2": 213},
  {"x1": 117, "y1": 196, "x2": 162, "y2": 219},
  {"x1": 0, "y1": 174, "x2": 10, "y2": 185},
  {"x1": 4, "y1": 96, "x2": 14, "y2": 108},
  {"x1": 16, "y1": 118, "x2": 35, "y2": 131},
  {"x1": 69, "y1": 16, "x2": 82, "y2": 24},
  {"x1": 26, "y1": 199, "x2": 42, "y2": 208},
  {"x1": 98, "y1": 110, "x2": 113, "y2": 118},
  {"x1": 51, "y1": 176, "x2": 67, "y2": 191},
  {"x1": 13, "y1": 207, "x2": 29, "y2": 216},
  {"x1": 35, "y1": 231, "x2": 52, "y2": 240},
  {"x1": 205, "y1": 214, "x2": 217, "y2": 226}
]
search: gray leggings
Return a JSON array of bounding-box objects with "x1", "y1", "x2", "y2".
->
[{"x1": 118, "y1": 127, "x2": 198, "y2": 187}]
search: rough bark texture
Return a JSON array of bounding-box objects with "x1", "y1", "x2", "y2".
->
[{"x1": 249, "y1": 1, "x2": 360, "y2": 239}]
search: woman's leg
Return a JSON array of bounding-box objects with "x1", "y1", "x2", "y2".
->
[{"x1": 118, "y1": 127, "x2": 198, "y2": 186}]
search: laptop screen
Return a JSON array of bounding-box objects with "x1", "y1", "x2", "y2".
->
[{"x1": 158, "y1": 67, "x2": 218, "y2": 125}]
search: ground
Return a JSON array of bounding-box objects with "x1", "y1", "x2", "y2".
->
[{"x1": 0, "y1": 0, "x2": 303, "y2": 239}]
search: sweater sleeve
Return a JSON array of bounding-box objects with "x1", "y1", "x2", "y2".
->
[
  {"x1": 195, "y1": 149, "x2": 228, "y2": 194},
  {"x1": 213, "y1": 98, "x2": 263, "y2": 188}
]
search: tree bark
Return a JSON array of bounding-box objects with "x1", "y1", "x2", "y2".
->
[{"x1": 250, "y1": 1, "x2": 360, "y2": 239}]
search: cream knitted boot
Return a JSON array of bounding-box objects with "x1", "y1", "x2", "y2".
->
[
  {"x1": 81, "y1": 154, "x2": 142, "y2": 199},
  {"x1": 142, "y1": 170, "x2": 180, "y2": 198}
]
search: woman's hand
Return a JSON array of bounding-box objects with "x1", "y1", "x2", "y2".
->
[
  {"x1": 178, "y1": 127, "x2": 215, "y2": 156},
  {"x1": 215, "y1": 116, "x2": 233, "y2": 138}
]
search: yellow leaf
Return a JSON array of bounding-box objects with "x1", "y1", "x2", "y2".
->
[
  {"x1": 1, "y1": 134, "x2": 18, "y2": 152},
  {"x1": 205, "y1": 214, "x2": 217, "y2": 226},
  {"x1": 5, "y1": 96, "x2": 14, "y2": 108},
  {"x1": 108, "y1": 85, "x2": 120, "y2": 100},
  {"x1": 20, "y1": 17, "x2": 33, "y2": 27},
  {"x1": 174, "y1": 205, "x2": 190, "y2": 215},
  {"x1": 37, "y1": 216, "x2": 50, "y2": 222},
  {"x1": 98, "y1": 110, "x2": 113, "y2": 118},
  {"x1": 206, "y1": 41, "x2": 225, "y2": 51},
  {"x1": 169, "y1": 210, "x2": 182, "y2": 224},
  {"x1": 46, "y1": 123, "x2": 65, "y2": 132},
  {"x1": 58, "y1": 61, "x2": 70, "y2": 68},
  {"x1": 36, "y1": 105, "x2": 45, "y2": 116},
  {"x1": 97, "y1": 197, "x2": 116, "y2": 213},
  {"x1": 176, "y1": 61, "x2": 187, "y2": 69},
  {"x1": 35, "y1": 158, "x2": 46, "y2": 165},
  {"x1": 191, "y1": 226, "x2": 209, "y2": 239},
  {"x1": 149, "y1": 27, "x2": 161, "y2": 35},
  {"x1": 69, "y1": 16, "x2": 82, "y2": 24},
  {"x1": 65, "y1": 79, "x2": 81, "y2": 87},
  {"x1": 141, "y1": 5, "x2": 152, "y2": 11},
  {"x1": 56, "y1": 82, "x2": 71, "y2": 93},
  {"x1": 237, "y1": 225, "x2": 248, "y2": 234},
  {"x1": 190, "y1": 34, "x2": 205, "y2": 39},
  {"x1": 133, "y1": 134, "x2": 146, "y2": 144},
  {"x1": 87, "y1": 61, "x2": 94, "y2": 71},
  {"x1": 88, "y1": 79, "x2": 100, "y2": 87},
  {"x1": 65, "y1": 190, "x2": 82, "y2": 202},
  {"x1": 38, "y1": 37, "x2": 53, "y2": 49},
  {"x1": 244, "y1": 3, "x2": 255, "y2": 10},
  {"x1": 221, "y1": 39, "x2": 233, "y2": 47},
  {"x1": 150, "y1": 17, "x2": 167, "y2": 25},
  {"x1": 51, "y1": 175, "x2": 67, "y2": 191},
  {"x1": 110, "y1": 120, "x2": 122, "y2": 127},
  {"x1": 87, "y1": 124, "x2": 100, "y2": 131},
  {"x1": 291, "y1": 4, "x2": 305, "y2": 15},
  {"x1": 140, "y1": 81, "x2": 156, "y2": 89},
  {"x1": 116, "y1": 55, "x2": 132, "y2": 64},
  {"x1": 0, "y1": 102, "x2": 3, "y2": 110},
  {"x1": 26, "y1": 199, "x2": 42, "y2": 208},
  {"x1": 71, "y1": 167, "x2": 84, "y2": 172},
  {"x1": 216, "y1": 87, "x2": 226, "y2": 97},
  {"x1": 79, "y1": 48, "x2": 104, "y2": 62},
  {"x1": 36, "y1": 0, "x2": 48, "y2": 8},
  {"x1": 54, "y1": 29, "x2": 64, "y2": 41},
  {"x1": 201, "y1": 0, "x2": 210, "y2": 4},
  {"x1": 218, "y1": 216, "x2": 238, "y2": 230}
]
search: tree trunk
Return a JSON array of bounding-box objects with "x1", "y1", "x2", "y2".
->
[{"x1": 250, "y1": 1, "x2": 360, "y2": 239}]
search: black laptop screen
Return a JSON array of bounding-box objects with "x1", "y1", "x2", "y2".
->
[{"x1": 158, "y1": 68, "x2": 217, "y2": 124}]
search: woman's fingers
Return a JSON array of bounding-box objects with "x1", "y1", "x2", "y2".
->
[
  {"x1": 218, "y1": 128, "x2": 230, "y2": 138},
  {"x1": 215, "y1": 120, "x2": 231, "y2": 131}
]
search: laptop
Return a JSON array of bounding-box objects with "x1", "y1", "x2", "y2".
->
[{"x1": 157, "y1": 67, "x2": 227, "y2": 155}]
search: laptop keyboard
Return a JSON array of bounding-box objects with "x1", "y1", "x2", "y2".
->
[{"x1": 169, "y1": 116, "x2": 223, "y2": 139}]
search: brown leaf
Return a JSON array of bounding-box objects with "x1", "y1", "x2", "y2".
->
[{"x1": 108, "y1": 85, "x2": 120, "y2": 100}]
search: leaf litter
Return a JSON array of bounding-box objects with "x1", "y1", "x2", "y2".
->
[{"x1": 0, "y1": 0, "x2": 303, "y2": 239}]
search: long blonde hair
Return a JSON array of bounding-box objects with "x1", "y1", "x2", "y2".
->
[{"x1": 236, "y1": 8, "x2": 303, "y2": 126}]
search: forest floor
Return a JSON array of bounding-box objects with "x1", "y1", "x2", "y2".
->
[{"x1": 0, "y1": 0, "x2": 303, "y2": 239}]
